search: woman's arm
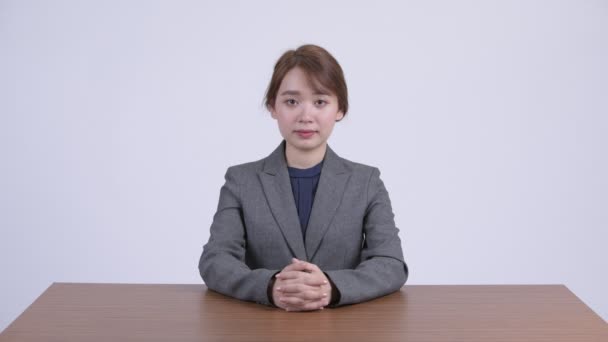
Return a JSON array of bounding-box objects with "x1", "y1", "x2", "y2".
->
[
  {"x1": 324, "y1": 167, "x2": 408, "y2": 306},
  {"x1": 198, "y1": 167, "x2": 278, "y2": 305}
]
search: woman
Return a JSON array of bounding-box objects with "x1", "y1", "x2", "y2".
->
[{"x1": 199, "y1": 44, "x2": 408, "y2": 312}]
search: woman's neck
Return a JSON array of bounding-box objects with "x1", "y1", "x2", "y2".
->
[{"x1": 285, "y1": 142, "x2": 327, "y2": 169}]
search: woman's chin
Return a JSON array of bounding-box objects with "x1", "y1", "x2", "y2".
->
[{"x1": 287, "y1": 138, "x2": 325, "y2": 151}]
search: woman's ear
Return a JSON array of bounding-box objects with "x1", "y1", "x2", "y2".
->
[
  {"x1": 335, "y1": 110, "x2": 345, "y2": 122},
  {"x1": 267, "y1": 103, "x2": 277, "y2": 119}
]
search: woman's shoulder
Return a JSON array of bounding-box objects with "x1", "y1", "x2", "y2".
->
[
  {"x1": 337, "y1": 154, "x2": 377, "y2": 171},
  {"x1": 224, "y1": 158, "x2": 266, "y2": 177},
  {"x1": 224, "y1": 142, "x2": 284, "y2": 176},
  {"x1": 335, "y1": 154, "x2": 381, "y2": 180},
  {"x1": 325, "y1": 144, "x2": 379, "y2": 172}
]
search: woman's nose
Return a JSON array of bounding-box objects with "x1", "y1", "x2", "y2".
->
[{"x1": 297, "y1": 104, "x2": 314, "y2": 122}]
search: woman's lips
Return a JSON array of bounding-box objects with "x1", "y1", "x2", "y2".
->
[{"x1": 295, "y1": 130, "x2": 316, "y2": 139}]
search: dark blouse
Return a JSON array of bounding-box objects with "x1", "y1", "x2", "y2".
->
[{"x1": 287, "y1": 161, "x2": 323, "y2": 237}]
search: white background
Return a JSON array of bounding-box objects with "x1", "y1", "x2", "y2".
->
[{"x1": 1, "y1": 0, "x2": 606, "y2": 331}]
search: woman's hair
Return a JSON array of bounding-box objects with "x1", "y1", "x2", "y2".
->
[{"x1": 264, "y1": 44, "x2": 348, "y2": 118}]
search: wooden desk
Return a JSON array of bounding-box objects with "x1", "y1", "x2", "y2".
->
[{"x1": 1, "y1": 283, "x2": 606, "y2": 341}]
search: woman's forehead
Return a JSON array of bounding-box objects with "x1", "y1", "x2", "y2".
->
[{"x1": 279, "y1": 67, "x2": 332, "y2": 95}]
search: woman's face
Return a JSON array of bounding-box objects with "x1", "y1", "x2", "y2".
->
[{"x1": 270, "y1": 67, "x2": 344, "y2": 157}]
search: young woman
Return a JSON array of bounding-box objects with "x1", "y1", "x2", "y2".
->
[{"x1": 199, "y1": 44, "x2": 408, "y2": 312}]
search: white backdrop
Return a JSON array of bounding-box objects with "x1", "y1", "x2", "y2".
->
[{"x1": 1, "y1": 0, "x2": 606, "y2": 330}]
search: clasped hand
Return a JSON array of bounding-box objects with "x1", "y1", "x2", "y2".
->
[{"x1": 272, "y1": 258, "x2": 332, "y2": 311}]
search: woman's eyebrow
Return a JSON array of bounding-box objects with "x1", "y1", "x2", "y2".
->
[
  {"x1": 280, "y1": 90, "x2": 301, "y2": 96},
  {"x1": 279, "y1": 90, "x2": 330, "y2": 96}
]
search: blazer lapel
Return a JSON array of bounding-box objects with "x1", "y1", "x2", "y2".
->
[
  {"x1": 258, "y1": 141, "x2": 307, "y2": 260},
  {"x1": 305, "y1": 145, "x2": 351, "y2": 261}
]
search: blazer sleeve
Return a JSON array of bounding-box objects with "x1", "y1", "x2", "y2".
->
[
  {"x1": 324, "y1": 167, "x2": 408, "y2": 306},
  {"x1": 198, "y1": 166, "x2": 278, "y2": 305}
]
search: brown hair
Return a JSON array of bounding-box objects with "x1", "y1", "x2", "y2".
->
[{"x1": 264, "y1": 44, "x2": 348, "y2": 119}]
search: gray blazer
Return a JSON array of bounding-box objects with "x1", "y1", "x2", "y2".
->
[{"x1": 199, "y1": 141, "x2": 408, "y2": 306}]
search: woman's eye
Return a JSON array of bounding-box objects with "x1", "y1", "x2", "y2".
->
[{"x1": 315, "y1": 100, "x2": 327, "y2": 106}]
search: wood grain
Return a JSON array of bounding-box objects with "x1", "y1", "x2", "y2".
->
[{"x1": 1, "y1": 284, "x2": 606, "y2": 341}]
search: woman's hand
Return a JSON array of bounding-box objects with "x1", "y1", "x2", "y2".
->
[{"x1": 272, "y1": 258, "x2": 332, "y2": 311}]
